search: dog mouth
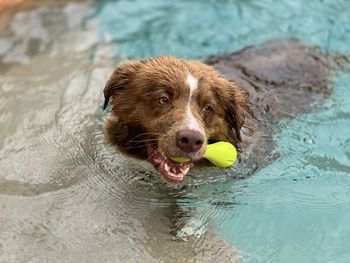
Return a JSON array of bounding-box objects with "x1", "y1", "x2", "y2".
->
[{"x1": 147, "y1": 144, "x2": 194, "y2": 183}]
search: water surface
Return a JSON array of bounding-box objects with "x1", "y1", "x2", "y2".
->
[{"x1": 1, "y1": 0, "x2": 350, "y2": 262}]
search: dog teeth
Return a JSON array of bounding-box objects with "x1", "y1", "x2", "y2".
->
[
  {"x1": 182, "y1": 167, "x2": 190, "y2": 174},
  {"x1": 164, "y1": 163, "x2": 170, "y2": 172},
  {"x1": 161, "y1": 158, "x2": 191, "y2": 181}
]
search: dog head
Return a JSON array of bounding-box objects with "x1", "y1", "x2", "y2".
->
[{"x1": 103, "y1": 56, "x2": 250, "y2": 183}]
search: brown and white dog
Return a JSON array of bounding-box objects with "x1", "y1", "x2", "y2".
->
[
  {"x1": 103, "y1": 56, "x2": 251, "y2": 183},
  {"x1": 103, "y1": 40, "x2": 336, "y2": 184}
]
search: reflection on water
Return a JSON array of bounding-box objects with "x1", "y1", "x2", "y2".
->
[{"x1": 0, "y1": 0, "x2": 350, "y2": 262}]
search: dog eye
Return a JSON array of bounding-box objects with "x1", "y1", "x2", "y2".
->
[
  {"x1": 202, "y1": 105, "x2": 213, "y2": 114},
  {"x1": 156, "y1": 96, "x2": 169, "y2": 105}
]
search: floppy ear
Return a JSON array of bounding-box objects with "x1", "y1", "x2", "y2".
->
[
  {"x1": 226, "y1": 82, "x2": 251, "y2": 142},
  {"x1": 103, "y1": 61, "x2": 142, "y2": 110}
]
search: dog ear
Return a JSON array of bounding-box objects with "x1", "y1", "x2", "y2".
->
[
  {"x1": 103, "y1": 61, "x2": 142, "y2": 110},
  {"x1": 225, "y1": 81, "x2": 251, "y2": 142}
]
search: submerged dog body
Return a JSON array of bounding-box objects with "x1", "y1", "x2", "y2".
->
[
  {"x1": 103, "y1": 56, "x2": 250, "y2": 183},
  {"x1": 103, "y1": 39, "x2": 337, "y2": 183}
]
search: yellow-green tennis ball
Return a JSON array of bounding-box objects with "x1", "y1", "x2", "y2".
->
[
  {"x1": 170, "y1": 141, "x2": 237, "y2": 168},
  {"x1": 170, "y1": 157, "x2": 191, "y2": 163}
]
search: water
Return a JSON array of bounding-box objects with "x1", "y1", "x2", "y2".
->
[
  {"x1": 1, "y1": 0, "x2": 350, "y2": 262},
  {"x1": 95, "y1": 0, "x2": 350, "y2": 59},
  {"x1": 216, "y1": 74, "x2": 350, "y2": 262}
]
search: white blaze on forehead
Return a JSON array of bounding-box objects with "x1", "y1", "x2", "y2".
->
[
  {"x1": 181, "y1": 74, "x2": 204, "y2": 133},
  {"x1": 186, "y1": 74, "x2": 198, "y2": 95}
]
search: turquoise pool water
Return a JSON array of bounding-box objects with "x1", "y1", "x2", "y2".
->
[
  {"x1": 95, "y1": 0, "x2": 350, "y2": 262},
  {"x1": 96, "y1": 0, "x2": 350, "y2": 59}
]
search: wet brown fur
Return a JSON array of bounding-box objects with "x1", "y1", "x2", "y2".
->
[
  {"x1": 103, "y1": 39, "x2": 342, "y2": 172},
  {"x1": 103, "y1": 56, "x2": 251, "y2": 161}
]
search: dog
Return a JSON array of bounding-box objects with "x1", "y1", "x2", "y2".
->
[
  {"x1": 103, "y1": 40, "x2": 337, "y2": 184},
  {"x1": 103, "y1": 56, "x2": 251, "y2": 183}
]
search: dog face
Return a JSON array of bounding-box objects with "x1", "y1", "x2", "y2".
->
[{"x1": 103, "y1": 56, "x2": 249, "y2": 183}]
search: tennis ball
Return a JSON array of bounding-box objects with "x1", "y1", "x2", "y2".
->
[{"x1": 170, "y1": 141, "x2": 237, "y2": 168}]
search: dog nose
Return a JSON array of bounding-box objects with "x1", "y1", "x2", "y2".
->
[{"x1": 176, "y1": 130, "x2": 204, "y2": 153}]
